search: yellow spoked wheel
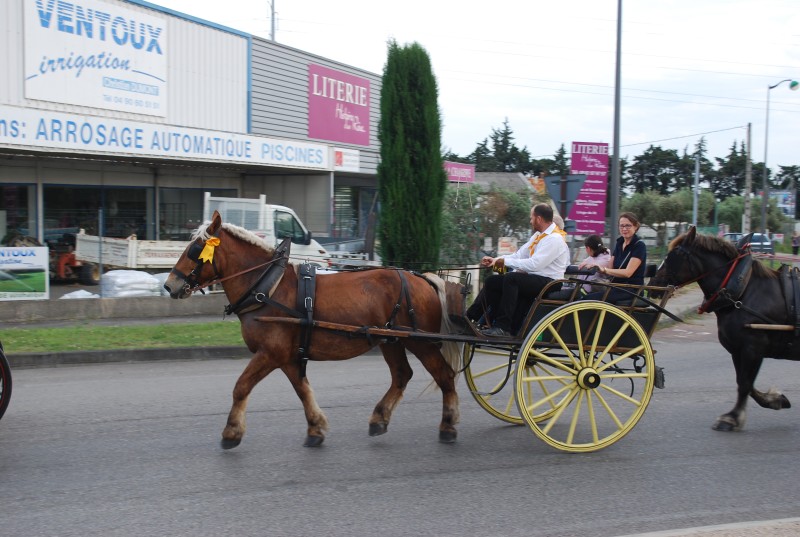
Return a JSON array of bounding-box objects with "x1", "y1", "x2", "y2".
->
[
  {"x1": 514, "y1": 301, "x2": 655, "y2": 453},
  {"x1": 464, "y1": 343, "x2": 562, "y2": 425},
  {"x1": 464, "y1": 343, "x2": 522, "y2": 425}
]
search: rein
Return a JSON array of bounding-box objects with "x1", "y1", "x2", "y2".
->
[{"x1": 190, "y1": 258, "x2": 281, "y2": 294}]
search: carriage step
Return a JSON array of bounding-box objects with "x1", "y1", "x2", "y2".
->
[{"x1": 654, "y1": 366, "x2": 665, "y2": 389}]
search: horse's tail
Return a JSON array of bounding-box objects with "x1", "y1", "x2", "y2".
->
[{"x1": 423, "y1": 272, "x2": 464, "y2": 377}]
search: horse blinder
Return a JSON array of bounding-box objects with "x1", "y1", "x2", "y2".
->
[{"x1": 171, "y1": 239, "x2": 213, "y2": 294}]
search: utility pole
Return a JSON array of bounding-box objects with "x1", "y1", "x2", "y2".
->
[
  {"x1": 744, "y1": 122, "x2": 751, "y2": 233},
  {"x1": 610, "y1": 0, "x2": 622, "y2": 237},
  {"x1": 692, "y1": 153, "x2": 699, "y2": 226},
  {"x1": 269, "y1": 1, "x2": 276, "y2": 41}
]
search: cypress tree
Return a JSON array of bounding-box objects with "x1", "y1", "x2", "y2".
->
[{"x1": 377, "y1": 40, "x2": 446, "y2": 270}]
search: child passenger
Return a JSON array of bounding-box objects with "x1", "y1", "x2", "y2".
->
[{"x1": 577, "y1": 234, "x2": 612, "y2": 293}]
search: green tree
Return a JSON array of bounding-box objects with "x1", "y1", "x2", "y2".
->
[
  {"x1": 439, "y1": 184, "x2": 484, "y2": 266},
  {"x1": 777, "y1": 165, "x2": 800, "y2": 191},
  {"x1": 529, "y1": 145, "x2": 571, "y2": 180},
  {"x1": 621, "y1": 190, "x2": 662, "y2": 225},
  {"x1": 717, "y1": 196, "x2": 745, "y2": 232},
  {"x1": 711, "y1": 141, "x2": 748, "y2": 200},
  {"x1": 626, "y1": 145, "x2": 683, "y2": 194},
  {"x1": 377, "y1": 40, "x2": 446, "y2": 270},
  {"x1": 469, "y1": 139, "x2": 499, "y2": 171},
  {"x1": 479, "y1": 187, "x2": 532, "y2": 243},
  {"x1": 439, "y1": 186, "x2": 532, "y2": 264},
  {"x1": 671, "y1": 188, "x2": 715, "y2": 226},
  {"x1": 465, "y1": 119, "x2": 533, "y2": 173}
]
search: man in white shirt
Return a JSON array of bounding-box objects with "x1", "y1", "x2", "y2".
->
[{"x1": 467, "y1": 203, "x2": 570, "y2": 337}]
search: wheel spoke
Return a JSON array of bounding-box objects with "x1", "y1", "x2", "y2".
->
[
  {"x1": 596, "y1": 346, "x2": 645, "y2": 372},
  {"x1": 526, "y1": 382, "x2": 575, "y2": 412},
  {"x1": 598, "y1": 383, "x2": 645, "y2": 407},
  {"x1": 586, "y1": 391, "x2": 599, "y2": 443},
  {"x1": 527, "y1": 349, "x2": 577, "y2": 374},
  {"x1": 592, "y1": 388, "x2": 627, "y2": 429},
  {"x1": 524, "y1": 362, "x2": 569, "y2": 415},
  {"x1": 471, "y1": 361, "x2": 510, "y2": 379},
  {"x1": 589, "y1": 319, "x2": 632, "y2": 367},
  {"x1": 566, "y1": 390, "x2": 586, "y2": 444},
  {"x1": 541, "y1": 387, "x2": 580, "y2": 435},
  {"x1": 598, "y1": 371, "x2": 649, "y2": 381},
  {"x1": 465, "y1": 344, "x2": 523, "y2": 425},
  {"x1": 572, "y1": 310, "x2": 588, "y2": 368},
  {"x1": 545, "y1": 324, "x2": 581, "y2": 369}
]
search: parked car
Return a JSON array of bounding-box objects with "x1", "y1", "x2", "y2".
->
[{"x1": 723, "y1": 232, "x2": 774, "y2": 255}]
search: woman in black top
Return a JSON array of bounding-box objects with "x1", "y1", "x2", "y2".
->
[{"x1": 583, "y1": 212, "x2": 647, "y2": 303}]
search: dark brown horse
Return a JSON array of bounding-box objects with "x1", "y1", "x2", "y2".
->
[
  {"x1": 651, "y1": 227, "x2": 793, "y2": 432},
  {"x1": 163, "y1": 211, "x2": 464, "y2": 448}
]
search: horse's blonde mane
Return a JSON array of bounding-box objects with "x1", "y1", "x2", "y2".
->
[{"x1": 191, "y1": 221, "x2": 274, "y2": 254}]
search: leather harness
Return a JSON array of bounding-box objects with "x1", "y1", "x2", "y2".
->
[
  {"x1": 221, "y1": 242, "x2": 423, "y2": 377},
  {"x1": 684, "y1": 237, "x2": 800, "y2": 331}
]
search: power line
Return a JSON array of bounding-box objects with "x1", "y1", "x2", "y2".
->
[
  {"x1": 443, "y1": 75, "x2": 800, "y2": 113},
  {"x1": 528, "y1": 126, "x2": 748, "y2": 159},
  {"x1": 619, "y1": 126, "x2": 747, "y2": 149},
  {"x1": 442, "y1": 69, "x2": 798, "y2": 106}
]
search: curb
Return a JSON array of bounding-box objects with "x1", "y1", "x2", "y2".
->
[{"x1": 8, "y1": 345, "x2": 251, "y2": 369}]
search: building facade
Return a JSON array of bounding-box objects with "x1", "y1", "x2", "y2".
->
[{"x1": 0, "y1": 0, "x2": 379, "y2": 247}]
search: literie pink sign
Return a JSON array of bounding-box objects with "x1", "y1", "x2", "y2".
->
[
  {"x1": 568, "y1": 141, "x2": 609, "y2": 235},
  {"x1": 308, "y1": 64, "x2": 370, "y2": 146}
]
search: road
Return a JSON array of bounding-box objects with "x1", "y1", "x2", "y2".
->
[{"x1": 1, "y1": 315, "x2": 799, "y2": 537}]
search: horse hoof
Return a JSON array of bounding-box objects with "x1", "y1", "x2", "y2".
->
[
  {"x1": 711, "y1": 417, "x2": 739, "y2": 432},
  {"x1": 221, "y1": 437, "x2": 242, "y2": 449},
  {"x1": 303, "y1": 435, "x2": 325, "y2": 447},
  {"x1": 369, "y1": 423, "x2": 388, "y2": 436},
  {"x1": 439, "y1": 430, "x2": 457, "y2": 444},
  {"x1": 780, "y1": 395, "x2": 791, "y2": 409}
]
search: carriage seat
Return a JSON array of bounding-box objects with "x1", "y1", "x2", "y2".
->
[{"x1": 613, "y1": 264, "x2": 658, "y2": 307}]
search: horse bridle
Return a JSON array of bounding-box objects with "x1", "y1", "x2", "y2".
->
[
  {"x1": 170, "y1": 235, "x2": 222, "y2": 294},
  {"x1": 662, "y1": 244, "x2": 705, "y2": 287},
  {"x1": 171, "y1": 233, "x2": 286, "y2": 296}
]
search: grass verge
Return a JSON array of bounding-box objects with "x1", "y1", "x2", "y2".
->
[{"x1": 2, "y1": 322, "x2": 244, "y2": 353}]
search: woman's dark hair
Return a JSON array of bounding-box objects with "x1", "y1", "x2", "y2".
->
[
  {"x1": 619, "y1": 212, "x2": 640, "y2": 229},
  {"x1": 584, "y1": 234, "x2": 609, "y2": 257}
]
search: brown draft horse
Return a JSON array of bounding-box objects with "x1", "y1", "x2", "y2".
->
[
  {"x1": 163, "y1": 211, "x2": 464, "y2": 448},
  {"x1": 651, "y1": 227, "x2": 793, "y2": 432}
]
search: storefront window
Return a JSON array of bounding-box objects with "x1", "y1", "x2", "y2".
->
[
  {"x1": 0, "y1": 184, "x2": 36, "y2": 242},
  {"x1": 333, "y1": 186, "x2": 376, "y2": 239},
  {"x1": 158, "y1": 188, "x2": 236, "y2": 240},
  {"x1": 43, "y1": 186, "x2": 152, "y2": 242}
]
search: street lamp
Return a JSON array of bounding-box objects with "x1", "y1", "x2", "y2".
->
[{"x1": 761, "y1": 78, "x2": 799, "y2": 234}]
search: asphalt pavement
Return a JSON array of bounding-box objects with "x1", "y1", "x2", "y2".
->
[{"x1": 8, "y1": 283, "x2": 800, "y2": 537}]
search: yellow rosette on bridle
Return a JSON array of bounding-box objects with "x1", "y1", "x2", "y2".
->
[{"x1": 198, "y1": 237, "x2": 220, "y2": 263}]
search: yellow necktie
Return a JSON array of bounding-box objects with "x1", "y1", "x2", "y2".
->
[{"x1": 529, "y1": 226, "x2": 567, "y2": 255}]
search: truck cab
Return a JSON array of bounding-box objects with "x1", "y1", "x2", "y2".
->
[{"x1": 203, "y1": 193, "x2": 331, "y2": 266}]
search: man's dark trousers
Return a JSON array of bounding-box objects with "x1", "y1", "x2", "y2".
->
[{"x1": 467, "y1": 271, "x2": 553, "y2": 332}]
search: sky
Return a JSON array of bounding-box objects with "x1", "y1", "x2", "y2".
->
[{"x1": 150, "y1": 0, "x2": 800, "y2": 173}]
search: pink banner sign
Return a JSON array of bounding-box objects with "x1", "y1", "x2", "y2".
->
[
  {"x1": 444, "y1": 161, "x2": 475, "y2": 183},
  {"x1": 568, "y1": 142, "x2": 609, "y2": 235},
  {"x1": 308, "y1": 64, "x2": 370, "y2": 146}
]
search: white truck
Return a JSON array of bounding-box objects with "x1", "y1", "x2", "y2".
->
[{"x1": 74, "y1": 193, "x2": 334, "y2": 273}]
